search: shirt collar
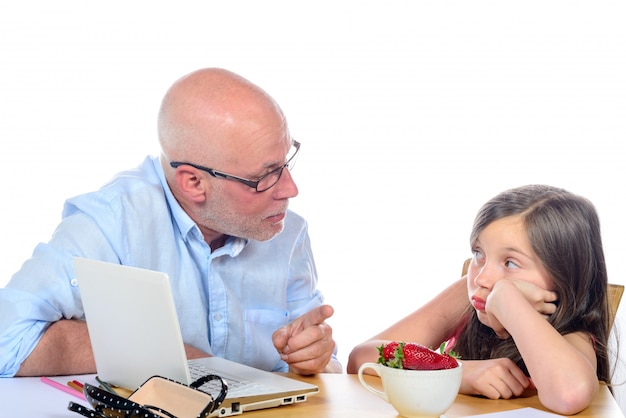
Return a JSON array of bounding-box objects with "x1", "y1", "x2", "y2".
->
[{"x1": 153, "y1": 156, "x2": 249, "y2": 256}]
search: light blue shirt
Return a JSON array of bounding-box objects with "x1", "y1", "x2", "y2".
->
[{"x1": 0, "y1": 156, "x2": 329, "y2": 377}]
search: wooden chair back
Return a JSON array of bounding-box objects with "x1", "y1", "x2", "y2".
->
[{"x1": 608, "y1": 284, "x2": 623, "y2": 329}]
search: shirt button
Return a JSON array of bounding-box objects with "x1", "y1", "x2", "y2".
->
[
  {"x1": 213, "y1": 313, "x2": 223, "y2": 321},
  {"x1": 70, "y1": 278, "x2": 78, "y2": 287}
]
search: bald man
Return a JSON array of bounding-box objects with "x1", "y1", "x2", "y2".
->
[{"x1": 0, "y1": 68, "x2": 341, "y2": 377}]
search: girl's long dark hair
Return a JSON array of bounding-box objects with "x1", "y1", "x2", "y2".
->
[{"x1": 453, "y1": 185, "x2": 611, "y2": 384}]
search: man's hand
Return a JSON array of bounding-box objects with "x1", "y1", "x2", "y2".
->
[
  {"x1": 184, "y1": 344, "x2": 212, "y2": 360},
  {"x1": 272, "y1": 305, "x2": 341, "y2": 374}
]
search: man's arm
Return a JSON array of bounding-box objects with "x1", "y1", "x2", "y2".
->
[{"x1": 16, "y1": 319, "x2": 96, "y2": 376}]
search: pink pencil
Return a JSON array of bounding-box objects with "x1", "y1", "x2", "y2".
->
[{"x1": 40, "y1": 376, "x2": 86, "y2": 400}]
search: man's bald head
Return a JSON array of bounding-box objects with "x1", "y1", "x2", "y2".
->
[{"x1": 158, "y1": 68, "x2": 286, "y2": 164}]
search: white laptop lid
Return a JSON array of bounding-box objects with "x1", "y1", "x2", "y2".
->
[
  {"x1": 76, "y1": 257, "x2": 191, "y2": 387},
  {"x1": 74, "y1": 257, "x2": 318, "y2": 416}
]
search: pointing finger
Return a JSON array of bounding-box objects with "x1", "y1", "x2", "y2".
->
[{"x1": 304, "y1": 305, "x2": 334, "y2": 327}]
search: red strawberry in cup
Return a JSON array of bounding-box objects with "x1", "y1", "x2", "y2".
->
[
  {"x1": 378, "y1": 341, "x2": 459, "y2": 370},
  {"x1": 362, "y1": 341, "x2": 463, "y2": 417},
  {"x1": 377, "y1": 341, "x2": 399, "y2": 364}
]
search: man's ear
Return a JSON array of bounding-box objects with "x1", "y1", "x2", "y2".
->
[{"x1": 174, "y1": 167, "x2": 208, "y2": 203}]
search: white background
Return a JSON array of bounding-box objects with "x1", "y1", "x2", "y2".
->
[{"x1": 2, "y1": 1, "x2": 625, "y2": 413}]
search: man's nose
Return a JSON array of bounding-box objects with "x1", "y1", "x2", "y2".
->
[{"x1": 275, "y1": 167, "x2": 298, "y2": 198}]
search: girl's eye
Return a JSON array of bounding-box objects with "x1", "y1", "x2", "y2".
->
[
  {"x1": 505, "y1": 260, "x2": 520, "y2": 269},
  {"x1": 471, "y1": 248, "x2": 484, "y2": 261}
]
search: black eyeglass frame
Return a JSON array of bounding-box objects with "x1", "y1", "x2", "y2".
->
[{"x1": 170, "y1": 140, "x2": 300, "y2": 192}]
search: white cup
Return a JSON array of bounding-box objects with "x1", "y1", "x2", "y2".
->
[{"x1": 358, "y1": 362, "x2": 462, "y2": 418}]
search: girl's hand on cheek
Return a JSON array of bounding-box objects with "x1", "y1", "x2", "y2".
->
[
  {"x1": 485, "y1": 280, "x2": 556, "y2": 338},
  {"x1": 506, "y1": 280, "x2": 559, "y2": 317}
]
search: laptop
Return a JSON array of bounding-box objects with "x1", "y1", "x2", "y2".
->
[{"x1": 74, "y1": 257, "x2": 319, "y2": 416}]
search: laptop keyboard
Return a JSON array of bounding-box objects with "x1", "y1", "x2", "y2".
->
[{"x1": 189, "y1": 362, "x2": 269, "y2": 397}]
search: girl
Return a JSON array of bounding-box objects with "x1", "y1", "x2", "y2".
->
[{"x1": 347, "y1": 184, "x2": 612, "y2": 415}]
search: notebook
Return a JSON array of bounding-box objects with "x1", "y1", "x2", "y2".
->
[{"x1": 74, "y1": 256, "x2": 319, "y2": 417}]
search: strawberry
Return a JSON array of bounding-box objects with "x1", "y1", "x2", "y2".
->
[
  {"x1": 377, "y1": 341, "x2": 459, "y2": 370},
  {"x1": 377, "y1": 341, "x2": 399, "y2": 364}
]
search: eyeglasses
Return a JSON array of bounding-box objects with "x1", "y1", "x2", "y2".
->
[{"x1": 170, "y1": 140, "x2": 300, "y2": 192}]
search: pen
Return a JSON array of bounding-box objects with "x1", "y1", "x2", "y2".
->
[
  {"x1": 95, "y1": 375, "x2": 133, "y2": 398},
  {"x1": 67, "y1": 380, "x2": 83, "y2": 393},
  {"x1": 95, "y1": 375, "x2": 116, "y2": 394},
  {"x1": 40, "y1": 376, "x2": 86, "y2": 400}
]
